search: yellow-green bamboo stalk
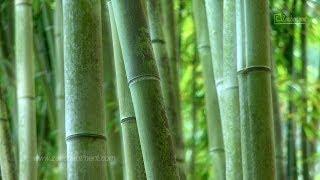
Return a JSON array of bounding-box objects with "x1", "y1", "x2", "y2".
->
[
  {"x1": 53, "y1": 0, "x2": 66, "y2": 178},
  {"x1": 192, "y1": 0, "x2": 226, "y2": 179},
  {"x1": 15, "y1": 0, "x2": 37, "y2": 179}
]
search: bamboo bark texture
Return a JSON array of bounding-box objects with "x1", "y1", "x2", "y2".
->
[
  {"x1": 159, "y1": 2, "x2": 185, "y2": 175},
  {"x1": 222, "y1": 0, "x2": 243, "y2": 179},
  {"x1": 237, "y1": 1, "x2": 276, "y2": 179},
  {"x1": 111, "y1": 0, "x2": 179, "y2": 179},
  {"x1": 145, "y1": 0, "x2": 185, "y2": 177},
  {"x1": 192, "y1": 0, "x2": 226, "y2": 180},
  {"x1": 63, "y1": 0, "x2": 107, "y2": 179},
  {"x1": 54, "y1": 0, "x2": 66, "y2": 178},
  {"x1": 15, "y1": 0, "x2": 37, "y2": 179},
  {"x1": 109, "y1": 3, "x2": 146, "y2": 179}
]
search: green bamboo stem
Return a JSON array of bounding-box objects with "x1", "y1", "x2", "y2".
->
[
  {"x1": 15, "y1": 0, "x2": 37, "y2": 179},
  {"x1": 34, "y1": 28, "x2": 56, "y2": 133},
  {"x1": 204, "y1": 0, "x2": 223, "y2": 92},
  {"x1": 101, "y1": 3, "x2": 124, "y2": 179},
  {"x1": 271, "y1": 60, "x2": 285, "y2": 180},
  {"x1": 222, "y1": 0, "x2": 243, "y2": 179},
  {"x1": 145, "y1": 0, "x2": 185, "y2": 176},
  {"x1": 111, "y1": 0, "x2": 179, "y2": 179},
  {"x1": 192, "y1": 1, "x2": 226, "y2": 180},
  {"x1": 159, "y1": 2, "x2": 184, "y2": 173},
  {"x1": 286, "y1": 2, "x2": 298, "y2": 179},
  {"x1": 41, "y1": 1, "x2": 55, "y2": 66},
  {"x1": 0, "y1": 88, "x2": 16, "y2": 180},
  {"x1": 63, "y1": 0, "x2": 107, "y2": 179},
  {"x1": 53, "y1": 0, "x2": 66, "y2": 178},
  {"x1": 109, "y1": 3, "x2": 146, "y2": 179},
  {"x1": 238, "y1": 1, "x2": 275, "y2": 179},
  {"x1": 300, "y1": 1, "x2": 309, "y2": 178}
]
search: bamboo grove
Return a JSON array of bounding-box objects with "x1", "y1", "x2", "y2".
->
[{"x1": 0, "y1": 0, "x2": 318, "y2": 179}]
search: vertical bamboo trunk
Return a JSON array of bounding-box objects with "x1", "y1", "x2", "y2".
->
[
  {"x1": 145, "y1": 0, "x2": 185, "y2": 177},
  {"x1": 238, "y1": 1, "x2": 275, "y2": 179},
  {"x1": 53, "y1": 0, "x2": 66, "y2": 178},
  {"x1": 101, "y1": 3, "x2": 124, "y2": 180},
  {"x1": 111, "y1": 0, "x2": 179, "y2": 179},
  {"x1": 222, "y1": 0, "x2": 243, "y2": 179},
  {"x1": 63, "y1": 0, "x2": 107, "y2": 179},
  {"x1": 15, "y1": 0, "x2": 37, "y2": 179},
  {"x1": 271, "y1": 60, "x2": 285, "y2": 180},
  {"x1": 109, "y1": 4, "x2": 146, "y2": 179},
  {"x1": 0, "y1": 88, "x2": 16, "y2": 180},
  {"x1": 159, "y1": 2, "x2": 185, "y2": 177},
  {"x1": 285, "y1": 1, "x2": 297, "y2": 178},
  {"x1": 193, "y1": 1, "x2": 226, "y2": 180},
  {"x1": 285, "y1": 1, "x2": 298, "y2": 179},
  {"x1": 41, "y1": 1, "x2": 55, "y2": 66},
  {"x1": 300, "y1": 1, "x2": 309, "y2": 178}
]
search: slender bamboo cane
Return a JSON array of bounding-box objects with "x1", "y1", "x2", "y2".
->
[
  {"x1": 145, "y1": 0, "x2": 185, "y2": 177},
  {"x1": 159, "y1": 2, "x2": 185, "y2": 175},
  {"x1": 101, "y1": 3, "x2": 124, "y2": 179},
  {"x1": 285, "y1": 1, "x2": 298, "y2": 179},
  {"x1": 63, "y1": 0, "x2": 107, "y2": 179},
  {"x1": 15, "y1": 0, "x2": 37, "y2": 179},
  {"x1": 0, "y1": 87, "x2": 16, "y2": 180},
  {"x1": 111, "y1": 0, "x2": 179, "y2": 179},
  {"x1": 271, "y1": 59, "x2": 285, "y2": 180},
  {"x1": 53, "y1": 0, "x2": 66, "y2": 178},
  {"x1": 221, "y1": 0, "x2": 243, "y2": 179},
  {"x1": 237, "y1": 1, "x2": 275, "y2": 179},
  {"x1": 192, "y1": 1, "x2": 226, "y2": 180},
  {"x1": 109, "y1": 4, "x2": 146, "y2": 179},
  {"x1": 204, "y1": 0, "x2": 223, "y2": 95},
  {"x1": 41, "y1": 1, "x2": 55, "y2": 67},
  {"x1": 300, "y1": 1, "x2": 309, "y2": 178}
]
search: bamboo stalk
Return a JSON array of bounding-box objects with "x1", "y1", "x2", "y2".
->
[
  {"x1": 145, "y1": 0, "x2": 185, "y2": 177},
  {"x1": 63, "y1": 0, "x2": 107, "y2": 179},
  {"x1": 192, "y1": 0, "x2": 226, "y2": 179},
  {"x1": 15, "y1": 0, "x2": 37, "y2": 179},
  {"x1": 237, "y1": 1, "x2": 276, "y2": 179},
  {"x1": 53, "y1": 0, "x2": 66, "y2": 178},
  {"x1": 111, "y1": 0, "x2": 179, "y2": 178},
  {"x1": 101, "y1": 3, "x2": 124, "y2": 179},
  {"x1": 109, "y1": 3, "x2": 146, "y2": 179},
  {"x1": 222, "y1": 0, "x2": 243, "y2": 179}
]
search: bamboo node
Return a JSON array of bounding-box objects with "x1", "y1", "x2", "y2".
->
[
  {"x1": 197, "y1": 44, "x2": 210, "y2": 50},
  {"x1": 237, "y1": 65, "x2": 271, "y2": 75},
  {"x1": 223, "y1": 85, "x2": 239, "y2": 91},
  {"x1": 209, "y1": 147, "x2": 225, "y2": 153},
  {"x1": 128, "y1": 74, "x2": 160, "y2": 86},
  {"x1": 151, "y1": 39, "x2": 165, "y2": 44},
  {"x1": 120, "y1": 116, "x2": 136, "y2": 124},
  {"x1": 66, "y1": 133, "x2": 106, "y2": 141}
]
